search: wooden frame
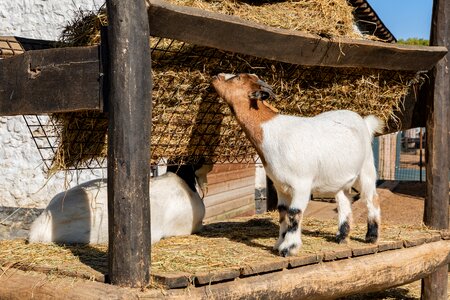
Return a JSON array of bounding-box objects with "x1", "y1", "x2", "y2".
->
[
  {"x1": 422, "y1": 0, "x2": 450, "y2": 298},
  {"x1": 105, "y1": 0, "x2": 152, "y2": 287},
  {"x1": 147, "y1": 0, "x2": 446, "y2": 71},
  {"x1": 0, "y1": 0, "x2": 448, "y2": 295}
]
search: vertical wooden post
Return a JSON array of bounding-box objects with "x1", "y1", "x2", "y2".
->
[
  {"x1": 106, "y1": 0, "x2": 152, "y2": 287},
  {"x1": 422, "y1": 0, "x2": 449, "y2": 298}
]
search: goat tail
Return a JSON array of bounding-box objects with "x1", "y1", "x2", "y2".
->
[{"x1": 363, "y1": 115, "x2": 384, "y2": 137}]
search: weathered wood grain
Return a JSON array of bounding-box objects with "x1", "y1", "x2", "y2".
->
[
  {"x1": 194, "y1": 268, "x2": 240, "y2": 286},
  {"x1": 152, "y1": 272, "x2": 191, "y2": 288},
  {"x1": 106, "y1": 0, "x2": 152, "y2": 288},
  {"x1": 378, "y1": 240, "x2": 404, "y2": 252},
  {"x1": 422, "y1": 0, "x2": 450, "y2": 298},
  {"x1": 145, "y1": 240, "x2": 450, "y2": 299},
  {"x1": 0, "y1": 46, "x2": 101, "y2": 116},
  {"x1": 147, "y1": 0, "x2": 447, "y2": 71}
]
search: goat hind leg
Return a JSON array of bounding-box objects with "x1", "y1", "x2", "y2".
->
[
  {"x1": 335, "y1": 190, "x2": 353, "y2": 244},
  {"x1": 359, "y1": 160, "x2": 381, "y2": 243}
]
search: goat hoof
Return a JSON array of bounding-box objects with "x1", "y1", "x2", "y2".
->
[
  {"x1": 280, "y1": 248, "x2": 289, "y2": 257},
  {"x1": 365, "y1": 234, "x2": 378, "y2": 244},
  {"x1": 336, "y1": 236, "x2": 349, "y2": 244},
  {"x1": 278, "y1": 244, "x2": 300, "y2": 257}
]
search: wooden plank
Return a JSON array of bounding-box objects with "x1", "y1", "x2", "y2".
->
[
  {"x1": 425, "y1": 233, "x2": 442, "y2": 243},
  {"x1": 106, "y1": 0, "x2": 152, "y2": 288},
  {"x1": 152, "y1": 272, "x2": 191, "y2": 289},
  {"x1": 322, "y1": 248, "x2": 353, "y2": 261},
  {"x1": 351, "y1": 244, "x2": 379, "y2": 257},
  {"x1": 240, "y1": 259, "x2": 289, "y2": 276},
  {"x1": 206, "y1": 176, "x2": 255, "y2": 196},
  {"x1": 204, "y1": 184, "x2": 254, "y2": 207},
  {"x1": 0, "y1": 46, "x2": 101, "y2": 116},
  {"x1": 208, "y1": 163, "x2": 254, "y2": 174},
  {"x1": 194, "y1": 268, "x2": 240, "y2": 285},
  {"x1": 204, "y1": 202, "x2": 256, "y2": 222},
  {"x1": 207, "y1": 167, "x2": 255, "y2": 185},
  {"x1": 403, "y1": 237, "x2": 428, "y2": 248},
  {"x1": 288, "y1": 254, "x2": 323, "y2": 268},
  {"x1": 422, "y1": 0, "x2": 450, "y2": 298},
  {"x1": 204, "y1": 194, "x2": 254, "y2": 219},
  {"x1": 378, "y1": 240, "x2": 404, "y2": 252},
  {"x1": 147, "y1": 0, "x2": 447, "y2": 71}
]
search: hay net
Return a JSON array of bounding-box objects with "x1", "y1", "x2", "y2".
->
[{"x1": 26, "y1": 1, "x2": 420, "y2": 173}]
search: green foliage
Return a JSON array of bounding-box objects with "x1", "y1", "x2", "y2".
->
[{"x1": 397, "y1": 38, "x2": 429, "y2": 46}]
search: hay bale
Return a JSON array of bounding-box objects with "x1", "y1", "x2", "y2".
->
[{"x1": 48, "y1": 3, "x2": 419, "y2": 171}]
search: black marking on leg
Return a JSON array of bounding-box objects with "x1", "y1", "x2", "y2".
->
[
  {"x1": 281, "y1": 231, "x2": 287, "y2": 239},
  {"x1": 336, "y1": 220, "x2": 350, "y2": 243},
  {"x1": 287, "y1": 208, "x2": 301, "y2": 216},
  {"x1": 286, "y1": 208, "x2": 301, "y2": 234},
  {"x1": 280, "y1": 244, "x2": 297, "y2": 257},
  {"x1": 366, "y1": 220, "x2": 379, "y2": 243},
  {"x1": 286, "y1": 222, "x2": 298, "y2": 234}
]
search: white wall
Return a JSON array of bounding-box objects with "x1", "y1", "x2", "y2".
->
[{"x1": 0, "y1": 0, "x2": 104, "y2": 208}]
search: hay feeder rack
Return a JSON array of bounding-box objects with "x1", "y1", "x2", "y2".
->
[{"x1": 0, "y1": 0, "x2": 449, "y2": 298}]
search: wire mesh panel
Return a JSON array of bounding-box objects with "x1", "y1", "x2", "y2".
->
[
  {"x1": 23, "y1": 114, "x2": 107, "y2": 172},
  {"x1": 21, "y1": 35, "x2": 418, "y2": 172}
]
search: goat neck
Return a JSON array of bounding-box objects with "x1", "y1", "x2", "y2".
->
[{"x1": 212, "y1": 73, "x2": 278, "y2": 164}]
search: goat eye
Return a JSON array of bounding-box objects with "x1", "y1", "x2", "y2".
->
[{"x1": 260, "y1": 91, "x2": 270, "y2": 100}]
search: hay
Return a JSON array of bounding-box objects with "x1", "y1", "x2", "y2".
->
[
  {"x1": 0, "y1": 213, "x2": 439, "y2": 279},
  {"x1": 47, "y1": 3, "x2": 419, "y2": 171},
  {"x1": 166, "y1": 0, "x2": 360, "y2": 39}
]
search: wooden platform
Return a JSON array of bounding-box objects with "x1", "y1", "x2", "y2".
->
[{"x1": 0, "y1": 213, "x2": 448, "y2": 293}]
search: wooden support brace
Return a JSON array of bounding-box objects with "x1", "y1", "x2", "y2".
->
[
  {"x1": 106, "y1": 0, "x2": 153, "y2": 288},
  {"x1": 0, "y1": 46, "x2": 101, "y2": 116}
]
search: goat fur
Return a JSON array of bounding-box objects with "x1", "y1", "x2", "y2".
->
[
  {"x1": 28, "y1": 172, "x2": 206, "y2": 244},
  {"x1": 212, "y1": 73, "x2": 383, "y2": 256}
]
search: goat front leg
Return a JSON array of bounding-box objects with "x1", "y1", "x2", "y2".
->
[
  {"x1": 274, "y1": 191, "x2": 289, "y2": 251},
  {"x1": 278, "y1": 186, "x2": 311, "y2": 257}
]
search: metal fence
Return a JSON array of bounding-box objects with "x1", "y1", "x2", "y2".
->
[{"x1": 374, "y1": 128, "x2": 426, "y2": 182}]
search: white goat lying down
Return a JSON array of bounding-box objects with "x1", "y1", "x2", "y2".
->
[
  {"x1": 28, "y1": 165, "x2": 212, "y2": 244},
  {"x1": 212, "y1": 73, "x2": 384, "y2": 257}
]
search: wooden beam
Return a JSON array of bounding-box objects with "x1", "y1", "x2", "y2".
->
[
  {"x1": 0, "y1": 46, "x2": 101, "y2": 116},
  {"x1": 147, "y1": 0, "x2": 447, "y2": 71},
  {"x1": 422, "y1": 0, "x2": 450, "y2": 298},
  {"x1": 106, "y1": 0, "x2": 152, "y2": 288}
]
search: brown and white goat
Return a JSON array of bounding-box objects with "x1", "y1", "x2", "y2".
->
[{"x1": 212, "y1": 73, "x2": 383, "y2": 257}]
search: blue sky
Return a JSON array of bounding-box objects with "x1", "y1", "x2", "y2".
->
[{"x1": 366, "y1": 0, "x2": 432, "y2": 40}]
